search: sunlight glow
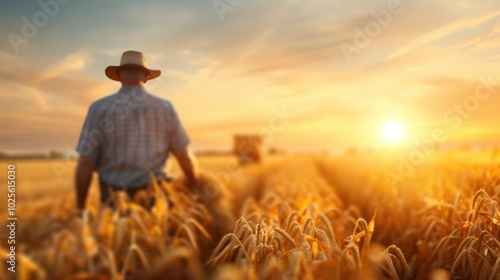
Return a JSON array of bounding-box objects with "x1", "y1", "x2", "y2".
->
[{"x1": 381, "y1": 121, "x2": 406, "y2": 144}]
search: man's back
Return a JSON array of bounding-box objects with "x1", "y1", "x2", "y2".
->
[{"x1": 75, "y1": 85, "x2": 190, "y2": 188}]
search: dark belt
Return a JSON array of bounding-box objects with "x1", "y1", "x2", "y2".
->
[
  {"x1": 99, "y1": 177, "x2": 173, "y2": 191},
  {"x1": 98, "y1": 177, "x2": 174, "y2": 208}
]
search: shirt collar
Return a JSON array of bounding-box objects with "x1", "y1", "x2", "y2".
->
[
  {"x1": 116, "y1": 85, "x2": 148, "y2": 103},
  {"x1": 119, "y1": 84, "x2": 146, "y2": 94}
]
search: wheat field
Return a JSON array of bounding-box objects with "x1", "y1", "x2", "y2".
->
[{"x1": 0, "y1": 151, "x2": 499, "y2": 280}]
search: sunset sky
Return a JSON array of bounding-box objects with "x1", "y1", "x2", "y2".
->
[{"x1": 0, "y1": 0, "x2": 499, "y2": 153}]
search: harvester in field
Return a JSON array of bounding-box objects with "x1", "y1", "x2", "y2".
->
[{"x1": 233, "y1": 134, "x2": 263, "y2": 165}]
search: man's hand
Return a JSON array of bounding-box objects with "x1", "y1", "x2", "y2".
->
[
  {"x1": 75, "y1": 155, "x2": 97, "y2": 211},
  {"x1": 73, "y1": 207, "x2": 85, "y2": 220},
  {"x1": 173, "y1": 146, "x2": 199, "y2": 191}
]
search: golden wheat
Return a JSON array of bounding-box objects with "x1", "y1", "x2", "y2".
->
[{"x1": 1, "y1": 153, "x2": 499, "y2": 279}]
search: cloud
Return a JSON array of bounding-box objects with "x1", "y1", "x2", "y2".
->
[
  {"x1": 395, "y1": 76, "x2": 500, "y2": 128},
  {"x1": 41, "y1": 51, "x2": 93, "y2": 80},
  {"x1": 0, "y1": 85, "x2": 51, "y2": 112},
  {"x1": 449, "y1": 25, "x2": 500, "y2": 52},
  {"x1": 0, "y1": 50, "x2": 115, "y2": 107},
  {"x1": 165, "y1": 60, "x2": 221, "y2": 85},
  {"x1": 0, "y1": 104, "x2": 87, "y2": 150},
  {"x1": 1, "y1": 0, "x2": 499, "y2": 151},
  {"x1": 386, "y1": 10, "x2": 500, "y2": 60}
]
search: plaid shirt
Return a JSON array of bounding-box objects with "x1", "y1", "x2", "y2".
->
[{"x1": 75, "y1": 85, "x2": 190, "y2": 188}]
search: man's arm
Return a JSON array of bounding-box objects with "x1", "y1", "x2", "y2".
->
[
  {"x1": 173, "y1": 146, "x2": 199, "y2": 190},
  {"x1": 75, "y1": 155, "x2": 97, "y2": 210}
]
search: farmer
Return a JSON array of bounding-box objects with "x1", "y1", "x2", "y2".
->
[{"x1": 74, "y1": 50, "x2": 199, "y2": 211}]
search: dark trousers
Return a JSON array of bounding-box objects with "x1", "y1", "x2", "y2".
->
[{"x1": 99, "y1": 177, "x2": 173, "y2": 210}]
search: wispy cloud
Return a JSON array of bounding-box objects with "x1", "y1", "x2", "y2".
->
[
  {"x1": 0, "y1": 0, "x2": 499, "y2": 151},
  {"x1": 386, "y1": 10, "x2": 500, "y2": 60},
  {"x1": 41, "y1": 51, "x2": 93, "y2": 80}
]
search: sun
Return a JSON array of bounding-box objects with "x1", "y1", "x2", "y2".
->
[{"x1": 381, "y1": 121, "x2": 406, "y2": 144}]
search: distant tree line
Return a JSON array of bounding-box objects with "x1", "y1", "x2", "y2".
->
[{"x1": 0, "y1": 150, "x2": 65, "y2": 160}]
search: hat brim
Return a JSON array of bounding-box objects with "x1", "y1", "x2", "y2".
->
[{"x1": 105, "y1": 65, "x2": 161, "y2": 82}]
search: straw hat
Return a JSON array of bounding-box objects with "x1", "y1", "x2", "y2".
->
[{"x1": 105, "y1": 50, "x2": 161, "y2": 81}]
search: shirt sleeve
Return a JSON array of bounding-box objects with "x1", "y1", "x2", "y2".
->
[
  {"x1": 167, "y1": 104, "x2": 191, "y2": 154},
  {"x1": 75, "y1": 103, "x2": 102, "y2": 159}
]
